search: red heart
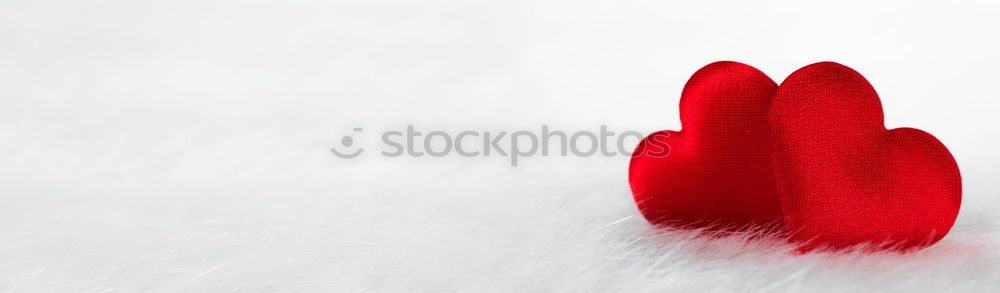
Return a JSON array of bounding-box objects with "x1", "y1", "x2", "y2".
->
[
  {"x1": 770, "y1": 62, "x2": 962, "y2": 251},
  {"x1": 629, "y1": 61, "x2": 784, "y2": 230}
]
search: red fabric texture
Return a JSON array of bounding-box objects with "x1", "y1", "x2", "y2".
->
[
  {"x1": 770, "y1": 62, "x2": 961, "y2": 251},
  {"x1": 629, "y1": 61, "x2": 785, "y2": 230},
  {"x1": 629, "y1": 61, "x2": 962, "y2": 252}
]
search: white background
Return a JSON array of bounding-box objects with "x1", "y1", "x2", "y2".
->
[{"x1": 2, "y1": 0, "x2": 1000, "y2": 291}]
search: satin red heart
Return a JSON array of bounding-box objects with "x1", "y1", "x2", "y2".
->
[
  {"x1": 629, "y1": 61, "x2": 785, "y2": 231},
  {"x1": 629, "y1": 61, "x2": 961, "y2": 252},
  {"x1": 770, "y1": 62, "x2": 961, "y2": 251}
]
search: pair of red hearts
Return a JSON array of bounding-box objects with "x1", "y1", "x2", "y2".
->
[{"x1": 629, "y1": 61, "x2": 961, "y2": 252}]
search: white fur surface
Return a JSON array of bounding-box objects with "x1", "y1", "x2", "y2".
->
[{"x1": 3, "y1": 0, "x2": 1000, "y2": 292}]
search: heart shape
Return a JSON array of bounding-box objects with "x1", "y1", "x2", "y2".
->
[
  {"x1": 770, "y1": 62, "x2": 962, "y2": 251},
  {"x1": 629, "y1": 61, "x2": 785, "y2": 231}
]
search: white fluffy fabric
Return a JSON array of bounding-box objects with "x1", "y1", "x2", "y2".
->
[{"x1": 3, "y1": 0, "x2": 1000, "y2": 292}]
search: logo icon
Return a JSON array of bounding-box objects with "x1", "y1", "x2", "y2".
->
[{"x1": 331, "y1": 128, "x2": 364, "y2": 159}]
